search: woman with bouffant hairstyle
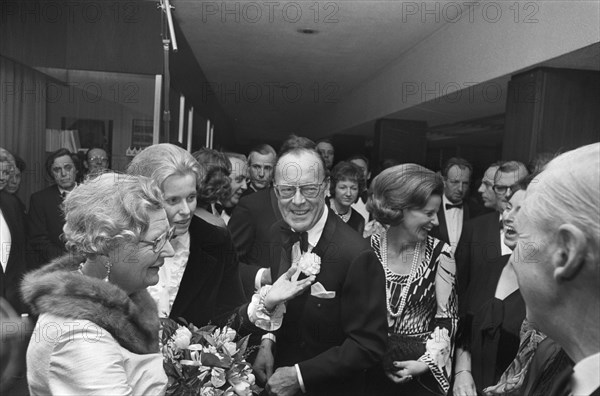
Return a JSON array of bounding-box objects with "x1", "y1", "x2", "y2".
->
[
  {"x1": 193, "y1": 148, "x2": 232, "y2": 209},
  {"x1": 327, "y1": 161, "x2": 366, "y2": 234},
  {"x1": 366, "y1": 164, "x2": 458, "y2": 396},
  {"x1": 23, "y1": 173, "x2": 174, "y2": 395}
]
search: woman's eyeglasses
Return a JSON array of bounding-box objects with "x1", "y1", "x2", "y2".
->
[{"x1": 140, "y1": 226, "x2": 175, "y2": 253}]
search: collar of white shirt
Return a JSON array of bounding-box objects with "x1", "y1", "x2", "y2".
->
[
  {"x1": 292, "y1": 205, "x2": 329, "y2": 250},
  {"x1": 58, "y1": 186, "x2": 73, "y2": 196},
  {"x1": 571, "y1": 352, "x2": 600, "y2": 396},
  {"x1": 442, "y1": 194, "x2": 463, "y2": 212}
]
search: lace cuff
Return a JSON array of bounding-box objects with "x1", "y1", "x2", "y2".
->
[{"x1": 247, "y1": 285, "x2": 286, "y2": 331}]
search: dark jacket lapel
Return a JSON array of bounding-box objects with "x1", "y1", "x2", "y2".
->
[
  {"x1": 170, "y1": 240, "x2": 219, "y2": 320},
  {"x1": 269, "y1": 188, "x2": 283, "y2": 221},
  {"x1": 436, "y1": 208, "x2": 450, "y2": 244},
  {"x1": 312, "y1": 207, "x2": 336, "y2": 259}
]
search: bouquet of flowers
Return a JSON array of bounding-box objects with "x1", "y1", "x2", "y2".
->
[{"x1": 160, "y1": 317, "x2": 261, "y2": 396}]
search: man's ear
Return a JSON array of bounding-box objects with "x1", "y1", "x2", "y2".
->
[{"x1": 553, "y1": 224, "x2": 587, "y2": 282}]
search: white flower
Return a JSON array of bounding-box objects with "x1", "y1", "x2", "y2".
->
[
  {"x1": 297, "y1": 252, "x2": 321, "y2": 276},
  {"x1": 244, "y1": 373, "x2": 255, "y2": 386},
  {"x1": 223, "y1": 341, "x2": 237, "y2": 356},
  {"x1": 172, "y1": 326, "x2": 192, "y2": 349},
  {"x1": 200, "y1": 387, "x2": 220, "y2": 396},
  {"x1": 222, "y1": 327, "x2": 237, "y2": 342},
  {"x1": 426, "y1": 327, "x2": 451, "y2": 369},
  {"x1": 211, "y1": 367, "x2": 226, "y2": 387},
  {"x1": 231, "y1": 381, "x2": 251, "y2": 396}
]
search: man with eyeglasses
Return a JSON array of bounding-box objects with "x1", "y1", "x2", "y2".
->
[
  {"x1": 229, "y1": 135, "x2": 314, "y2": 300},
  {"x1": 254, "y1": 147, "x2": 387, "y2": 396},
  {"x1": 455, "y1": 160, "x2": 529, "y2": 314},
  {"x1": 84, "y1": 147, "x2": 110, "y2": 177},
  {"x1": 28, "y1": 148, "x2": 81, "y2": 264}
]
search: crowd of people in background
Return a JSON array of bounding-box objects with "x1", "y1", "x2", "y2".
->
[{"x1": 0, "y1": 138, "x2": 598, "y2": 396}]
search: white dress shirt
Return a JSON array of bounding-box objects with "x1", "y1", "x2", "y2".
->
[
  {"x1": 0, "y1": 209, "x2": 11, "y2": 272},
  {"x1": 570, "y1": 352, "x2": 600, "y2": 396},
  {"x1": 292, "y1": 207, "x2": 328, "y2": 393},
  {"x1": 147, "y1": 232, "x2": 190, "y2": 318},
  {"x1": 442, "y1": 195, "x2": 464, "y2": 251}
]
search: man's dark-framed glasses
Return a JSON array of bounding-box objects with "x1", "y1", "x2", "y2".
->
[
  {"x1": 274, "y1": 181, "x2": 326, "y2": 199},
  {"x1": 140, "y1": 226, "x2": 175, "y2": 253},
  {"x1": 493, "y1": 184, "x2": 510, "y2": 195}
]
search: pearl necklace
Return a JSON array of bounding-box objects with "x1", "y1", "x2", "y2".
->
[
  {"x1": 330, "y1": 201, "x2": 351, "y2": 223},
  {"x1": 380, "y1": 229, "x2": 421, "y2": 318}
]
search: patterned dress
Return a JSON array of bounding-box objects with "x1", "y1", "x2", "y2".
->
[{"x1": 371, "y1": 232, "x2": 458, "y2": 395}]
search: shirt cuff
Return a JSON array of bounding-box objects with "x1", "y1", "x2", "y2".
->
[
  {"x1": 247, "y1": 285, "x2": 285, "y2": 331},
  {"x1": 295, "y1": 364, "x2": 306, "y2": 393},
  {"x1": 255, "y1": 268, "x2": 267, "y2": 291},
  {"x1": 261, "y1": 333, "x2": 276, "y2": 343}
]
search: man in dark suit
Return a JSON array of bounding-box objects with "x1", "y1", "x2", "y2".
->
[
  {"x1": 510, "y1": 144, "x2": 599, "y2": 396},
  {"x1": 430, "y1": 157, "x2": 479, "y2": 251},
  {"x1": 255, "y1": 147, "x2": 387, "y2": 396},
  {"x1": 1, "y1": 167, "x2": 29, "y2": 314},
  {"x1": 241, "y1": 144, "x2": 276, "y2": 198},
  {"x1": 229, "y1": 187, "x2": 282, "y2": 300},
  {"x1": 28, "y1": 149, "x2": 80, "y2": 264},
  {"x1": 455, "y1": 161, "x2": 528, "y2": 310},
  {"x1": 229, "y1": 136, "x2": 317, "y2": 300}
]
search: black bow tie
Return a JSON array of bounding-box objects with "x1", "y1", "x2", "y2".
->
[
  {"x1": 215, "y1": 203, "x2": 233, "y2": 216},
  {"x1": 281, "y1": 226, "x2": 309, "y2": 253},
  {"x1": 445, "y1": 203, "x2": 463, "y2": 210}
]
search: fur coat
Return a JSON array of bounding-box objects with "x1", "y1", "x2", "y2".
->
[{"x1": 21, "y1": 254, "x2": 160, "y2": 354}]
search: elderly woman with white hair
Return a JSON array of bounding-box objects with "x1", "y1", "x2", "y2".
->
[
  {"x1": 22, "y1": 173, "x2": 174, "y2": 395},
  {"x1": 511, "y1": 143, "x2": 599, "y2": 396}
]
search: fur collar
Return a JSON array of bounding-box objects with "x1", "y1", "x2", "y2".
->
[{"x1": 21, "y1": 254, "x2": 160, "y2": 354}]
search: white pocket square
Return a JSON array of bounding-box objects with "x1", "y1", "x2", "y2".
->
[{"x1": 311, "y1": 282, "x2": 336, "y2": 299}]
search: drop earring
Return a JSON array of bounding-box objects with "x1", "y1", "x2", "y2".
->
[{"x1": 104, "y1": 260, "x2": 112, "y2": 282}]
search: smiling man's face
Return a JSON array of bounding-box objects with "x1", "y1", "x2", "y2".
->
[{"x1": 275, "y1": 150, "x2": 327, "y2": 232}]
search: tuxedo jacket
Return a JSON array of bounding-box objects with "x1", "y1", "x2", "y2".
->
[
  {"x1": 455, "y1": 211, "x2": 503, "y2": 315},
  {"x1": 27, "y1": 185, "x2": 67, "y2": 264},
  {"x1": 270, "y1": 211, "x2": 388, "y2": 395},
  {"x1": 430, "y1": 198, "x2": 485, "y2": 246},
  {"x1": 228, "y1": 188, "x2": 282, "y2": 299},
  {"x1": 169, "y1": 216, "x2": 247, "y2": 328},
  {"x1": 0, "y1": 191, "x2": 29, "y2": 313}
]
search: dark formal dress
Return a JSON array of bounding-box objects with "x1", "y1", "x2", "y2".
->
[
  {"x1": 27, "y1": 185, "x2": 67, "y2": 264},
  {"x1": 228, "y1": 187, "x2": 282, "y2": 299},
  {"x1": 0, "y1": 191, "x2": 29, "y2": 313},
  {"x1": 269, "y1": 211, "x2": 388, "y2": 396},
  {"x1": 367, "y1": 233, "x2": 457, "y2": 396},
  {"x1": 458, "y1": 254, "x2": 526, "y2": 392},
  {"x1": 169, "y1": 215, "x2": 247, "y2": 328},
  {"x1": 455, "y1": 211, "x2": 503, "y2": 316},
  {"x1": 326, "y1": 197, "x2": 365, "y2": 235}
]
